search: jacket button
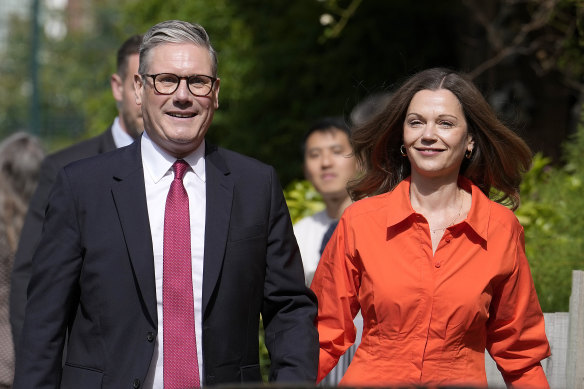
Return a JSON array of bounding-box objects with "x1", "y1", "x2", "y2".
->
[
  {"x1": 146, "y1": 332, "x2": 155, "y2": 342},
  {"x1": 435, "y1": 262, "x2": 441, "y2": 268},
  {"x1": 133, "y1": 378, "x2": 140, "y2": 388}
]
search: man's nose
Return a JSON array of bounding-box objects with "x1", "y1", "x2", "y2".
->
[
  {"x1": 174, "y1": 79, "x2": 192, "y2": 100},
  {"x1": 321, "y1": 152, "x2": 332, "y2": 167}
]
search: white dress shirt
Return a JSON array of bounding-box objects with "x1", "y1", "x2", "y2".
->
[
  {"x1": 293, "y1": 210, "x2": 334, "y2": 286},
  {"x1": 111, "y1": 116, "x2": 135, "y2": 148},
  {"x1": 141, "y1": 131, "x2": 206, "y2": 388}
]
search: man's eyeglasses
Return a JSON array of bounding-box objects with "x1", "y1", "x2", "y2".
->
[{"x1": 141, "y1": 73, "x2": 217, "y2": 97}]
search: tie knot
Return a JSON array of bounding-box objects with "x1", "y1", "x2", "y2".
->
[{"x1": 172, "y1": 159, "x2": 189, "y2": 181}]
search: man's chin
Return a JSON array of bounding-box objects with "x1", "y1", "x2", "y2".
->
[
  {"x1": 319, "y1": 188, "x2": 348, "y2": 200},
  {"x1": 161, "y1": 136, "x2": 204, "y2": 158}
]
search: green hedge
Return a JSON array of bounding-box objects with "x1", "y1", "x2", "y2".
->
[{"x1": 516, "y1": 113, "x2": 584, "y2": 312}]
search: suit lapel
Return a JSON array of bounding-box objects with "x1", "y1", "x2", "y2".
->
[
  {"x1": 110, "y1": 140, "x2": 157, "y2": 327},
  {"x1": 107, "y1": 141, "x2": 232, "y2": 323},
  {"x1": 202, "y1": 144, "x2": 233, "y2": 316}
]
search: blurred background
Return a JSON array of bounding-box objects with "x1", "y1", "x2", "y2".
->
[{"x1": 0, "y1": 0, "x2": 583, "y2": 312}]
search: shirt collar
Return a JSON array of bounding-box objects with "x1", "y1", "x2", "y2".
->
[
  {"x1": 385, "y1": 177, "x2": 416, "y2": 228},
  {"x1": 459, "y1": 176, "x2": 490, "y2": 242},
  {"x1": 141, "y1": 130, "x2": 206, "y2": 184},
  {"x1": 111, "y1": 116, "x2": 136, "y2": 148},
  {"x1": 385, "y1": 175, "x2": 490, "y2": 243}
]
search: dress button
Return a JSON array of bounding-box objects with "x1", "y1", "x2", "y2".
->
[
  {"x1": 133, "y1": 378, "x2": 141, "y2": 388},
  {"x1": 435, "y1": 262, "x2": 441, "y2": 268},
  {"x1": 146, "y1": 332, "x2": 155, "y2": 342}
]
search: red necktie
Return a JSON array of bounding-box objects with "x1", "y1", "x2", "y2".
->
[{"x1": 163, "y1": 159, "x2": 200, "y2": 388}]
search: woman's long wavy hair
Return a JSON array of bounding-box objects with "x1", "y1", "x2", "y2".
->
[{"x1": 348, "y1": 67, "x2": 532, "y2": 210}]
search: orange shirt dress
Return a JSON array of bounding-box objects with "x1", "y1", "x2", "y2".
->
[{"x1": 310, "y1": 176, "x2": 551, "y2": 388}]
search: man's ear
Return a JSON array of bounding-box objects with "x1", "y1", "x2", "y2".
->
[
  {"x1": 134, "y1": 74, "x2": 144, "y2": 106},
  {"x1": 111, "y1": 73, "x2": 123, "y2": 102},
  {"x1": 212, "y1": 78, "x2": 220, "y2": 110}
]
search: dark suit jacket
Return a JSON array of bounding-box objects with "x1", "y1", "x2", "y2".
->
[
  {"x1": 13, "y1": 138, "x2": 318, "y2": 388},
  {"x1": 10, "y1": 128, "x2": 116, "y2": 348}
]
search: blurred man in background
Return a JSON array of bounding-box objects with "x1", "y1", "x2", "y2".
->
[
  {"x1": 294, "y1": 117, "x2": 359, "y2": 386},
  {"x1": 9, "y1": 34, "x2": 144, "y2": 349},
  {"x1": 294, "y1": 116, "x2": 358, "y2": 287}
]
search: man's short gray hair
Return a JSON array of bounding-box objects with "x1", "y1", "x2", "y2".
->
[{"x1": 139, "y1": 20, "x2": 218, "y2": 76}]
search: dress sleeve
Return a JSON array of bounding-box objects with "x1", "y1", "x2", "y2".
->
[
  {"x1": 310, "y1": 216, "x2": 361, "y2": 383},
  {"x1": 486, "y1": 226, "x2": 551, "y2": 388}
]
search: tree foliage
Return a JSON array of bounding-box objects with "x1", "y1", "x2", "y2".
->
[
  {"x1": 1, "y1": 0, "x2": 582, "y2": 174},
  {"x1": 0, "y1": 0, "x2": 135, "y2": 148},
  {"x1": 0, "y1": 15, "x2": 34, "y2": 138},
  {"x1": 516, "y1": 110, "x2": 584, "y2": 312},
  {"x1": 461, "y1": 0, "x2": 583, "y2": 88},
  {"x1": 284, "y1": 180, "x2": 324, "y2": 225}
]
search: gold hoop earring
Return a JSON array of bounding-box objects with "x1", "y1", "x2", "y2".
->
[
  {"x1": 465, "y1": 148, "x2": 473, "y2": 159},
  {"x1": 400, "y1": 145, "x2": 407, "y2": 157}
]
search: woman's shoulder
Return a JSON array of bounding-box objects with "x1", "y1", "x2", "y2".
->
[
  {"x1": 467, "y1": 178, "x2": 521, "y2": 227},
  {"x1": 343, "y1": 192, "x2": 393, "y2": 219},
  {"x1": 486, "y1": 196, "x2": 519, "y2": 219},
  {"x1": 343, "y1": 179, "x2": 411, "y2": 222},
  {"x1": 484, "y1": 197, "x2": 523, "y2": 234}
]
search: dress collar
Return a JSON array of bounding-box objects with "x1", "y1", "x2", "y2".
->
[{"x1": 385, "y1": 175, "x2": 490, "y2": 243}]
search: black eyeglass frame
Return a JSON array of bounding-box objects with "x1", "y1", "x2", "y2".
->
[{"x1": 141, "y1": 73, "x2": 217, "y2": 97}]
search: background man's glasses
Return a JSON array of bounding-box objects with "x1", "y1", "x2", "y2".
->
[{"x1": 142, "y1": 73, "x2": 217, "y2": 97}]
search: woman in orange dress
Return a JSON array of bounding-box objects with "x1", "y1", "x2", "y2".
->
[{"x1": 310, "y1": 68, "x2": 550, "y2": 388}]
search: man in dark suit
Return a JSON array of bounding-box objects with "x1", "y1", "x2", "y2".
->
[
  {"x1": 9, "y1": 35, "x2": 144, "y2": 349},
  {"x1": 13, "y1": 20, "x2": 317, "y2": 388}
]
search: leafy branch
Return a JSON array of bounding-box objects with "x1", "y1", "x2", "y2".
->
[{"x1": 318, "y1": 0, "x2": 363, "y2": 44}]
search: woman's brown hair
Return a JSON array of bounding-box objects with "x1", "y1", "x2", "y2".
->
[{"x1": 348, "y1": 67, "x2": 532, "y2": 210}]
